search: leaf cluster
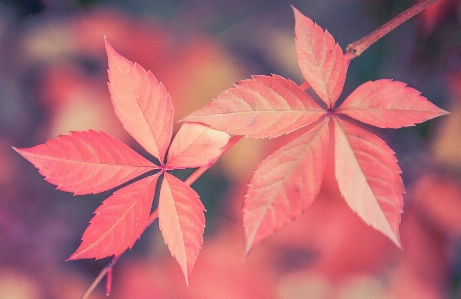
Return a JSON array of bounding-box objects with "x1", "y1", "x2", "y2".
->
[{"x1": 14, "y1": 5, "x2": 448, "y2": 288}]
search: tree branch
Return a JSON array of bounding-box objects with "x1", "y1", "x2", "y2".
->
[{"x1": 345, "y1": 0, "x2": 439, "y2": 60}]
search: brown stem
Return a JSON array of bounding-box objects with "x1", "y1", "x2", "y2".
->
[
  {"x1": 80, "y1": 256, "x2": 119, "y2": 299},
  {"x1": 345, "y1": 0, "x2": 439, "y2": 60},
  {"x1": 79, "y1": 135, "x2": 243, "y2": 298}
]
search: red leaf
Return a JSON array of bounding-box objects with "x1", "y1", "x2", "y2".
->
[
  {"x1": 182, "y1": 75, "x2": 324, "y2": 138},
  {"x1": 293, "y1": 6, "x2": 347, "y2": 108},
  {"x1": 243, "y1": 118, "x2": 329, "y2": 255},
  {"x1": 68, "y1": 174, "x2": 159, "y2": 260},
  {"x1": 14, "y1": 130, "x2": 157, "y2": 195},
  {"x1": 158, "y1": 172, "x2": 205, "y2": 284},
  {"x1": 167, "y1": 122, "x2": 229, "y2": 169},
  {"x1": 336, "y1": 79, "x2": 449, "y2": 128},
  {"x1": 175, "y1": 7, "x2": 448, "y2": 256},
  {"x1": 334, "y1": 117, "x2": 404, "y2": 248},
  {"x1": 106, "y1": 41, "x2": 174, "y2": 162}
]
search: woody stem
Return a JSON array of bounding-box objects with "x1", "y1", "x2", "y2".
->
[{"x1": 345, "y1": 0, "x2": 439, "y2": 60}]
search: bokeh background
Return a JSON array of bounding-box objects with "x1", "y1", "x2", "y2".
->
[{"x1": 1, "y1": 0, "x2": 461, "y2": 298}]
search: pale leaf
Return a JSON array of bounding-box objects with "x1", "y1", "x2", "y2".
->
[
  {"x1": 167, "y1": 122, "x2": 229, "y2": 169},
  {"x1": 106, "y1": 41, "x2": 174, "y2": 162},
  {"x1": 182, "y1": 75, "x2": 324, "y2": 138},
  {"x1": 243, "y1": 118, "x2": 329, "y2": 255},
  {"x1": 336, "y1": 79, "x2": 449, "y2": 128},
  {"x1": 334, "y1": 117, "x2": 403, "y2": 247},
  {"x1": 293, "y1": 6, "x2": 347, "y2": 108},
  {"x1": 158, "y1": 172, "x2": 205, "y2": 284}
]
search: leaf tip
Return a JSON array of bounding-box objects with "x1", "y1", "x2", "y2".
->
[
  {"x1": 67, "y1": 242, "x2": 96, "y2": 261},
  {"x1": 11, "y1": 146, "x2": 22, "y2": 157},
  {"x1": 242, "y1": 245, "x2": 252, "y2": 260},
  {"x1": 185, "y1": 274, "x2": 190, "y2": 286},
  {"x1": 12, "y1": 146, "x2": 36, "y2": 163},
  {"x1": 104, "y1": 39, "x2": 112, "y2": 52},
  {"x1": 104, "y1": 39, "x2": 119, "y2": 63},
  {"x1": 440, "y1": 109, "x2": 451, "y2": 116},
  {"x1": 242, "y1": 221, "x2": 257, "y2": 259},
  {"x1": 66, "y1": 251, "x2": 81, "y2": 261},
  {"x1": 392, "y1": 233, "x2": 403, "y2": 250},
  {"x1": 291, "y1": 5, "x2": 301, "y2": 15},
  {"x1": 12, "y1": 146, "x2": 24, "y2": 154}
]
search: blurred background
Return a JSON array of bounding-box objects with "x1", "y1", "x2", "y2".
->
[{"x1": 1, "y1": 0, "x2": 461, "y2": 298}]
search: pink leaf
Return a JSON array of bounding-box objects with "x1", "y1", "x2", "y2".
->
[
  {"x1": 158, "y1": 172, "x2": 205, "y2": 284},
  {"x1": 106, "y1": 41, "x2": 174, "y2": 162},
  {"x1": 243, "y1": 118, "x2": 329, "y2": 255},
  {"x1": 334, "y1": 117, "x2": 404, "y2": 248},
  {"x1": 167, "y1": 122, "x2": 230, "y2": 169},
  {"x1": 336, "y1": 79, "x2": 449, "y2": 128},
  {"x1": 293, "y1": 6, "x2": 347, "y2": 108},
  {"x1": 68, "y1": 174, "x2": 159, "y2": 260},
  {"x1": 182, "y1": 75, "x2": 324, "y2": 138},
  {"x1": 13, "y1": 130, "x2": 157, "y2": 195}
]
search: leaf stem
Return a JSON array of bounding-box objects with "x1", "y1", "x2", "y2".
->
[
  {"x1": 298, "y1": 81, "x2": 310, "y2": 91},
  {"x1": 79, "y1": 135, "x2": 242, "y2": 298},
  {"x1": 80, "y1": 256, "x2": 119, "y2": 299},
  {"x1": 106, "y1": 264, "x2": 113, "y2": 296},
  {"x1": 184, "y1": 135, "x2": 243, "y2": 186},
  {"x1": 345, "y1": 0, "x2": 439, "y2": 60}
]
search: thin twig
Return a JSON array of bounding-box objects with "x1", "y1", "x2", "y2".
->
[
  {"x1": 106, "y1": 264, "x2": 113, "y2": 296},
  {"x1": 80, "y1": 256, "x2": 119, "y2": 299},
  {"x1": 345, "y1": 0, "x2": 439, "y2": 60}
]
